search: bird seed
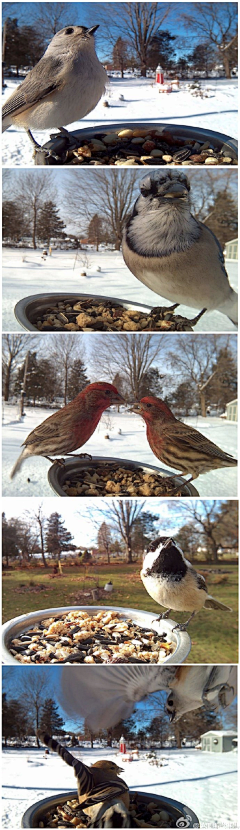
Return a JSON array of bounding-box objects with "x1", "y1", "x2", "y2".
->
[
  {"x1": 58, "y1": 127, "x2": 236, "y2": 166},
  {"x1": 34, "y1": 299, "x2": 206, "y2": 332},
  {"x1": 61, "y1": 463, "x2": 190, "y2": 497},
  {"x1": 37, "y1": 793, "x2": 175, "y2": 827},
  {"x1": 8, "y1": 609, "x2": 176, "y2": 664}
]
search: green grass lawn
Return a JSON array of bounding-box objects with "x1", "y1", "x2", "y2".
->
[{"x1": 2, "y1": 562, "x2": 238, "y2": 664}]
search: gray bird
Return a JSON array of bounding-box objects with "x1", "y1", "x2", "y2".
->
[
  {"x1": 2, "y1": 25, "x2": 106, "y2": 146},
  {"x1": 122, "y1": 171, "x2": 238, "y2": 325}
]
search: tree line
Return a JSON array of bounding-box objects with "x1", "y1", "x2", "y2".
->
[
  {"x1": 3, "y1": 667, "x2": 236, "y2": 749},
  {"x1": 2, "y1": 333, "x2": 237, "y2": 417},
  {"x1": 2, "y1": 3, "x2": 237, "y2": 79},
  {"x1": 2, "y1": 168, "x2": 237, "y2": 251},
  {"x1": 2, "y1": 499, "x2": 238, "y2": 568}
]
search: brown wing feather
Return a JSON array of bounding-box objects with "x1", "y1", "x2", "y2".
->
[
  {"x1": 2, "y1": 56, "x2": 62, "y2": 119},
  {"x1": 162, "y1": 421, "x2": 236, "y2": 461}
]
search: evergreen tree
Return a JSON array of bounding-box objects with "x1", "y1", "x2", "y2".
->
[
  {"x1": 39, "y1": 697, "x2": 65, "y2": 736},
  {"x1": 45, "y1": 513, "x2": 74, "y2": 561},
  {"x1": 205, "y1": 191, "x2": 237, "y2": 248},
  {"x1": 67, "y1": 359, "x2": 90, "y2": 401},
  {"x1": 87, "y1": 214, "x2": 104, "y2": 251},
  {"x1": 2, "y1": 200, "x2": 29, "y2": 242},
  {"x1": 139, "y1": 367, "x2": 165, "y2": 399},
  {"x1": 2, "y1": 693, "x2": 30, "y2": 745},
  {"x1": 97, "y1": 522, "x2": 112, "y2": 563},
  {"x1": 148, "y1": 30, "x2": 176, "y2": 71},
  {"x1": 14, "y1": 352, "x2": 59, "y2": 404},
  {"x1": 37, "y1": 201, "x2": 66, "y2": 246}
]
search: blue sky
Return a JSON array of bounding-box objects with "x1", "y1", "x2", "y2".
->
[
  {"x1": 2, "y1": 3, "x2": 238, "y2": 61},
  {"x1": 2, "y1": 665, "x2": 237, "y2": 733}
]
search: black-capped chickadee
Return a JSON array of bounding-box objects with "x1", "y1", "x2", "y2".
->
[
  {"x1": 122, "y1": 171, "x2": 237, "y2": 325},
  {"x1": 141, "y1": 536, "x2": 232, "y2": 629}
]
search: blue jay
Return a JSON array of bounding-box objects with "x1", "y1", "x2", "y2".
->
[{"x1": 122, "y1": 171, "x2": 237, "y2": 326}]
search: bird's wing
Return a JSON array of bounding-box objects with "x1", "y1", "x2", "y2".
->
[
  {"x1": 195, "y1": 572, "x2": 208, "y2": 592},
  {"x1": 24, "y1": 409, "x2": 65, "y2": 447},
  {"x1": 60, "y1": 665, "x2": 176, "y2": 731},
  {"x1": 81, "y1": 780, "x2": 128, "y2": 807},
  {"x1": 2, "y1": 56, "x2": 63, "y2": 119},
  {"x1": 198, "y1": 220, "x2": 228, "y2": 277},
  {"x1": 163, "y1": 421, "x2": 236, "y2": 461}
]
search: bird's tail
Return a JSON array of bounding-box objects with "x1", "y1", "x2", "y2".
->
[
  {"x1": 84, "y1": 799, "x2": 130, "y2": 827},
  {"x1": 38, "y1": 733, "x2": 93, "y2": 799},
  {"x1": 10, "y1": 446, "x2": 32, "y2": 479},
  {"x1": 217, "y1": 291, "x2": 238, "y2": 326},
  {"x1": 205, "y1": 596, "x2": 232, "y2": 612}
]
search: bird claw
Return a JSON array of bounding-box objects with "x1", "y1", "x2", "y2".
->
[{"x1": 172, "y1": 622, "x2": 188, "y2": 632}]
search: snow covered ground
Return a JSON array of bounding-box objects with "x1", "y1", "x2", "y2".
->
[
  {"x1": 2, "y1": 404, "x2": 237, "y2": 498},
  {"x1": 2, "y1": 248, "x2": 238, "y2": 333},
  {"x1": 1, "y1": 745, "x2": 238, "y2": 829},
  {"x1": 2, "y1": 76, "x2": 238, "y2": 167}
]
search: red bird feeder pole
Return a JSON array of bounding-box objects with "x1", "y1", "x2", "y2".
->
[
  {"x1": 156, "y1": 64, "x2": 164, "y2": 85},
  {"x1": 120, "y1": 735, "x2": 126, "y2": 754}
]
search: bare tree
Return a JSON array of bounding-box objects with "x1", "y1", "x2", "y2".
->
[
  {"x1": 92, "y1": 500, "x2": 146, "y2": 563},
  {"x1": 95, "y1": 3, "x2": 173, "y2": 75},
  {"x1": 168, "y1": 334, "x2": 236, "y2": 416},
  {"x1": 90, "y1": 332, "x2": 166, "y2": 399},
  {"x1": 30, "y1": 505, "x2": 48, "y2": 568},
  {"x1": 13, "y1": 171, "x2": 57, "y2": 248},
  {"x1": 167, "y1": 499, "x2": 238, "y2": 564},
  {"x1": 32, "y1": 2, "x2": 79, "y2": 39},
  {"x1": 186, "y1": 169, "x2": 237, "y2": 223},
  {"x1": 179, "y1": 3, "x2": 238, "y2": 77},
  {"x1": 64, "y1": 169, "x2": 141, "y2": 250},
  {"x1": 19, "y1": 670, "x2": 50, "y2": 746},
  {"x1": 49, "y1": 333, "x2": 85, "y2": 405},
  {"x1": 2, "y1": 334, "x2": 32, "y2": 401}
]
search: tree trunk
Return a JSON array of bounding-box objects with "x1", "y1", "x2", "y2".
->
[
  {"x1": 222, "y1": 52, "x2": 230, "y2": 79},
  {"x1": 140, "y1": 64, "x2": 147, "y2": 77},
  {"x1": 126, "y1": 543, "x2": 133, "y2": 563},
  {"x1": 200, "y1": 390, "x2": 206, "y2": 417},
  {"x1": 33, "y1": 203, "x2": 37, "y2": 249},
  {"x1": 115, "y1": 239, "x2": 121, "y2": 251},
  {"x1": 39, "y1": 520, "x2": 48, "y2": 568},
  {"x1": 4, "y1": 362, "x2": 12, "y2": 401}
]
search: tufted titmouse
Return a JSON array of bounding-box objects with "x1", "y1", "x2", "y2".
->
[
  {"x1": 141, "y1": 536, "x2": 232, "y2": 629},
  {"x1": 122, "y1": 171, "x2": 238, "y2": 325},
  {"x1": 2, "y1": 25, "x2": 107, "y2": 146}
]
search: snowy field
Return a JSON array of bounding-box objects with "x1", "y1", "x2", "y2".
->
[
  {"x1": 2, "y1": 248, "x2": 238, "y2": 334},
  {"x1": 1, "y1": 745, "x2": 238, "y2": 829},
  {"x1": 2, "y1": 76, "x2": 238, "y2": 168},
  {"x1": 2, "y1": 404, "x2": 237, "y2": 498}
]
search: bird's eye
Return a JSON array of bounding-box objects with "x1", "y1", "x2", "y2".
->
[
  {"x1": 168, "y1": 699, "x2": 174, "y2": 707},
  {"x1": 105, "y1": 390, "x2": 112, "y2": 396},
  {"x1": 65, "y1": 27, "x2": 74, "y2": 34},
  {"x1": 145, "y1": 403, "x2": 152, "y2": 408}
]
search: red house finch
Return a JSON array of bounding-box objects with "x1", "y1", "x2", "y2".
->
[
  {"x1": 10, "y1": 382, "x2": 124, "y2": 479},
  {"x1": 131, "y1": 396, "x2": 237, "y2": 480},
  {"x1": 39, "y1": 733, "x2": 129, "y2": 827}
]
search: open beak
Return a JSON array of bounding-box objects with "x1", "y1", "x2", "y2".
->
[
  {"x1": 168, "y1": 711, "x2": 176, "y2": 722},
  {"x1": 114, "y1": 392, "x2": 125, "y2": 404},
  {"x1": 164, "y1": 182, "x2": 188, "y2": 199},
  {"x1": 128, "y1": 402, "x2": 141, "y2": 414},
  {"x1": 87, "y1": 25, "x2": 99, "y2": 36}
]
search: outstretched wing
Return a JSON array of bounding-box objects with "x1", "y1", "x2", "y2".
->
[{"x1": 2, "y1": 56, "x2": 62, "y2": 119}]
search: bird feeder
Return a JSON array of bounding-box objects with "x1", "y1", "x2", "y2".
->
[
  {"x1": 156, "y1": 64, "x2": 164, "y2": 85},
  {"x1": 120, "y1": 735, "x2": 126, "y2": 754}
]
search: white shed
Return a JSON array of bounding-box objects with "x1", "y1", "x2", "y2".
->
[
  {"x1": 225, "y1": 399, "x2": 238, "y2": 421},
  {"x1": 201, "y1": 730, "x2": 237, "y2": 752},
  {"x1": 224, "y1": 238, "x2": 238, "y2": 260}
]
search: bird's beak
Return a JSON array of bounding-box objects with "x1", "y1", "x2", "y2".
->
[
  {"x1": 164, "y1": 182, "x2": 188, "y2": 199},
  {"x1": 168, "y1": 711, "x2": 176, "y2": 722},
  {"x1": 114, "y1": 392, "x2": 125, "y2": 404},
  {"x1": 87, "y1": 25, "x2": 99, "y2": 36},
  {"x1": 128, "y1": 402, "x2": 141, "y2": 413}
]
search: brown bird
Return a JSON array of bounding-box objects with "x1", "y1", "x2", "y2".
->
[
  {"x1": 131, "y1": 396, "x2": 237, "y2": 480},
  {"x1": 10, "y1": 382, "x2": 124, "y2": 479},
  {"x1": 39, "y1": 733, "x2": 130, "y2": 827}
]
